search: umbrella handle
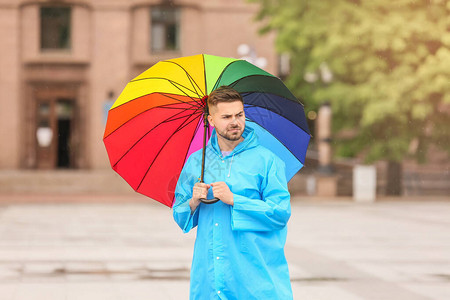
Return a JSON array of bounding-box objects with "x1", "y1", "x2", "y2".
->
[
  {"x1": 199, "y1": 197, "x2": 220, "y2": 204},
  {"x1": 199, "y1": 101, "x2": 219, "y2": 205}
]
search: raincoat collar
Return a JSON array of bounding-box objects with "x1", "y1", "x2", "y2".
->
[{"x1": 208, "y1": 125, "x2": 258, "y2": 158}]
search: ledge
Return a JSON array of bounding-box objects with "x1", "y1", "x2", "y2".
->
[{"x1": 23, "y1": 58, "x2": 90, "y2": 67}]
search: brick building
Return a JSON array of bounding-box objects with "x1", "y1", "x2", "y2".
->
[{"x1": 0, "y1": 0, "x2": 278, "y2": 172}]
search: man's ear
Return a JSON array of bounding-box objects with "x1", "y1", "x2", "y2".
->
[{"x1": 207, "y1": 114, "x2": 215, "y2": 127}]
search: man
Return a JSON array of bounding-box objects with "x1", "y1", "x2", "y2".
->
[{"x1": 173, "y1": 86, "x2": 293, "y2": 299}]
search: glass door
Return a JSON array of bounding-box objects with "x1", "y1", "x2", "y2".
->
[{"x1": 35, "y1": 98, "x2": 75, "y2": 169}]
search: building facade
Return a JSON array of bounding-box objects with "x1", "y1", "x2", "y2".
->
[{"x1": 0, "y1": 0, "x2": 278, "y2": 171}]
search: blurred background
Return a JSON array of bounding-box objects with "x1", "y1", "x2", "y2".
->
[
  {"x1": 0, "y1": 0, "x2": 449, "y2": 299},
  {"x1": 0, "y1": 0, "x2": 448, "y2": 199},
  {"x1": 0, "y1": 0, "x2": 281, "y2": 197}
]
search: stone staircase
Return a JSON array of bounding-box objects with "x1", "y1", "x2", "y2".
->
[{"x1": 0, "y1": 169, "x2": 135, "y2": 195}]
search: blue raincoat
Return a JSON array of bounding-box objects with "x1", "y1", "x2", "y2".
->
[{"x1": 173, "y1": 126, "x2": 293, "y2": 299}]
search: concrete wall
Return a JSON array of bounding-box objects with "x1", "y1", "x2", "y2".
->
[
  {"x1": 90, "y1": 2, "x2": 132, "y2": 168},
  {"x1": 0, "y1": 5, "x2": 20, "y2": 168}
]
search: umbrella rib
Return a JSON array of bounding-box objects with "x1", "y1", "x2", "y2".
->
[
  {"x1": 157, "y1": 105, "x2": 200, "y2": 111},
  {"x1": 155, "y1": 93, "x2": 202, "y2": 109},
  {"x1": 180, "y1": 116, "x2": 204, "y2": 169},
  {"x1": 111, "y1": 108, "x2": 203, "y2": 168},
  {"x1": 166, "y1": 80, "x2": 203, "y2": 107},
  {"x1": 108, "y1": 92, "x2": 202, "y2": 113},
  {"x1": 244, "y1": 103, "x2": 312, "y2": 137},
  {"x1": 136, "y1": 112, "x2": 203, "y2": 191},
  {"x1": 242, "y1": 91, "x2": 301, "y2": 105},
  {"x1": 246, "y1": 118, "x2": 305, "y2": 163},
  {"x1": 230, "y1": 76, "x2": 302, "y2": 105},
  {"x1": 162, "y1": 61, "x2": 205, "y2": 99},
  {"x1": 129, "y1": 77, "x2": 202, "y2": 105},
  {"x1": 132, "y1": 77, "x2": 203, "y2": 107},
  {"x1": 202, "y1": 54, "x2": 208, "y2": 95},
  {"x1": 210, "y1": 64, "x2": 301, "y2": 106},
  {"x1": 160, "y1": 110, "x2": 203, "y2": 124},
  {"x1": 104, "y1": 101, "x2": 202, "y2": 139},
  {"x1": 186, "y1": 72, "x2": 204, "y2": 99},
  {"x1": 168, "y1": 117, "x2": 204, "y2": 205},
  {"x1": 130, "y1": 61, "x2": 205, "y2": 103}
]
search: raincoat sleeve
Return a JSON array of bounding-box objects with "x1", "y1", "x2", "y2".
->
[
  {"x1": 172, "y1": 156, "x2": 199, "y2": 233},
  {"x1": 231, "y1": 155, "x2": 291, "y2": 232}
]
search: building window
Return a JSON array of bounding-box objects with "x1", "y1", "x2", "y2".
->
[
  {"x1": 40, "y1": 6, "x2": 71, "y2": 50},
  {"x1": 150, "y1": 7, "x2": 180, "y2": 52}
]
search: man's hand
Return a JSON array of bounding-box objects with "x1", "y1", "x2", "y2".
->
[
  {"x1": 211, "y1": 182, "x2": 234, "y2": 206},
  {"x1": 190, "y1": 182, "x2": 210, "y2": 212}
]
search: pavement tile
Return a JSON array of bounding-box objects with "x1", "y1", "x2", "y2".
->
[
  {"x1": 401, "y1": 282, "x2": 450, "y2": 300},
  {"x1": 114, "y1": 281, "x2": 189, "y2": 300},
  {"x1": 23, "y1": 263, "x2": 64, "y2": 274},
  {"x1": 13, "y1": 283, "x2": 66, "y2": 300},
  {"x1": 291, "y1": 283, "x2": 364, "y2": 300},
  {"x1": 64, "y1": 262, "x2": 109, "y2": 282},
  {"x1": 109, "y1": 273, "x2": 142, "y2": 282},
  {"x1": 288, "y1": 264, "x2": 313, "y2": 280},
  {"x1": 390, "y1": 262, "x2": 450, "y2": 283},
  {"x1": 105, "y1": 262, "x2": 146, "y2": 273},
  {"x1": 0, "y1": 268, "x2": 21, "y2": 282},
  {"x1": 0, "y1": 198, "x2": 448, "y2": 299},
  {"x1": 65, "y1": 274, "x2": 110, "y2": 282},
  {"x1": 351, "y1": 262, "x2": 410, "y2": 282},
  {"x1": 0, "y1": 284, "x2": 18, "y2": 299},
  {"x1": 0, "y1": 263, "x2": 22, "y2": 273},
  {"x1": 160, "y1": 280, "x2": 192, "y2": 299},
  {"x1": 66, "y1": 282, "x2": 121, "y2": 300},
  {"x1": 64, "y1": 262, "x2": 106, "y2": 272},
  {"x1": 0, "y1": 248, "x2": 29, "y2": 261}
]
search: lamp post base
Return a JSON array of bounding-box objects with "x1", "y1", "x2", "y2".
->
[{"x1": 315, "y1": 174, "x2": 338, "y2": 197}]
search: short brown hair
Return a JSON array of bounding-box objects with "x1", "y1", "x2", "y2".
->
[{"x1": 207, "y1": 86, "x2": 243, "y2": 108}]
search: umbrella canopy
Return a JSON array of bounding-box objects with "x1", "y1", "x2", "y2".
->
[{"x1": 104, "y1": 54, "x2": 310, "y2": 207}]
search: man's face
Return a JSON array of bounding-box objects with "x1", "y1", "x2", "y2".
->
[{"x1": 208, "y1": 101, "x2": 245, "y2": 142}]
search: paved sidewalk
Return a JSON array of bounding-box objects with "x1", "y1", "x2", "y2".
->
[{"x1": 0, "y1": 196, "x2": 449, "y2": 299}]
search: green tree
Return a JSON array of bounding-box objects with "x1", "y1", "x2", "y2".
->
[{"x1": 252, "y1": 0, "x2": 450, "y2": 194}]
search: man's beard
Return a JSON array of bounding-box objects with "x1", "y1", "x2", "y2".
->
[{"x1": 216, "y1": 125, "x2": 244, "y2": 141}]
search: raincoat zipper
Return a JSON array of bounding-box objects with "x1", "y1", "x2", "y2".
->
[{"x1": 227, "y1": 153, "x2": 235, "y2": 178}]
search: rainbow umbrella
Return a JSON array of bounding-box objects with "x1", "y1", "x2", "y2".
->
[{"x1": 103, "y1": 54, "x2": 310, "y2": 207}]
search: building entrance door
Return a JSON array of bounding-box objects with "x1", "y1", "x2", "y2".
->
[{"x1": 35, "y1": 94, "x2": 76, "y2": 169}]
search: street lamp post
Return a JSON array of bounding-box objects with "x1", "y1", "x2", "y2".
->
[
  {"x1": 304, "y1": 62, "x2": 338, "y2": 196},
  {"x1": 305, "y1": 62, "x2": 334, "y2": 174},
  {"x1": 317, "y1": 102, "x2": 333, "y2": 174}
]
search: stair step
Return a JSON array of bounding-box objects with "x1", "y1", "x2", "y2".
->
[{"x1": 0, "y1": 170, "x2": 135, "y2": 195}]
